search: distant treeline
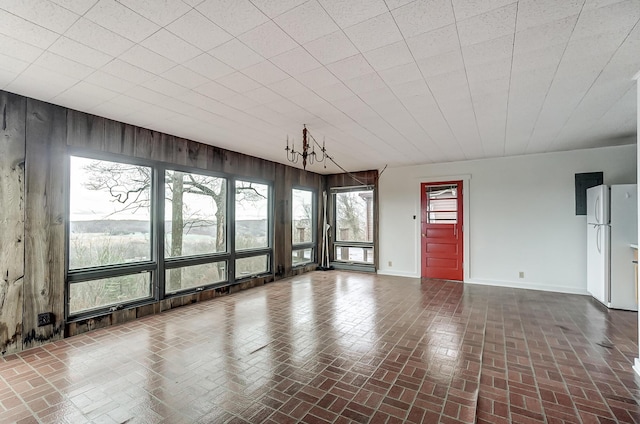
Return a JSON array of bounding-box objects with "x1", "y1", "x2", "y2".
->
[{"x1": 70, "y1": 220, "x2": 268, "y2": 236}]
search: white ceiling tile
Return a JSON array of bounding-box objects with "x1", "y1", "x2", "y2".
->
[
  {"x1": 166, "y1": 9, "x2": 233, "y2": 51},
  {"x1": 244, "y1": 86, "x2": 282, "y2": 104},
  {"x1": 141, "y1": 76, "x2": 189, "y2": 97},
  {"x1": 50, "y1": 0, "x2": 97, "y2": 14},
  {"x1": 162, "y1": 65, "x2": 210, "y2": 88},
  {"x1": 239, "y1": 21, "x2": 298, "y2": 58},
  {"x1": 304, "y1": 30, "x2": 359, "y2": 64},
  {"x1": 250, "y1": 0, "x2": 308, "y2": 18},
  {"x1": 344, "y1": 12, "x2": 403, "y2": 52},
  {"x1": 457, "y1": 3, "x2": 517, "y2": 46},
  {"x1": 101, "y1": 59, "x2": 155, "y2": 84},
  {"x1": 0, "y1": 53, "x2": 29, "y2": 74},
  {"x1": 5, "y1": 64, "x2": 78, "y2": 100},
  {"x1": 0, "y1": 33, "x2": 44, "y2": 62},
  {"x1": 268, "y1": 77, "x2": 310, "y2": 97},
  {"x1": 363, "y1": 41, "x2": 414, "y2": 71},
  {"x1": 49, "y1": 36, "x2": 113, "y2": 68},
  {"x1": 462, "y1": 34, "x2": 514, "y2": 66},
  {"x1": 196, "y1": 0, "x2": 269, "y2": 36},
  {"x1": 296, "y1": 67, "x2": 341, "y2": 90},
  {"x1": 385, "y1": 0, "x2": 415, "y2": 9},
  {"x1": 1, "y1": 0, "x2": 79, "y2": 33},
  {"x1": 194, "y1": 80, "x2": 237, "y2": 100},
  {"x1": 271, "y1": 47, "x2": 322, "y2": 76},
  {"x1": 210, "y1": 39, "x2": 264, "y2": 70},
  {"x1": 392, "y1": 79, "x2": 431, "y2": 98},
  {"x1": 357, "y1": 86, "x2": 398, "y2": 106},
  {"x1": 392, "y1": 0, "x2": 455, "y2": 38},
  {"x1": 514, "y1": 15, "x2": 578, "y2": 54},
  {"x1": 406, "y1": 24, "x2": 460, "y2": 60},
  {"x1": 517, "y1": 0, "x2": 584, "y2": 31},
  {"x1": 184, "y1": 53, "x2": 234, "y2": 79},
  {"x1": 315, "y1": 82, "x2": 354, "y2": 101},
  {"x1": 84, "y1": 0, "x2": 159, "y2": 42},
  {"x1": 572, "y1": 0, "x2": 640, "y2": 41},
  {"x1": 117, "y1": 0, "x2": 190, "y2": 26},
  {"x1": 379, "y1": 62, "x2": 423, "y2": 85},
  {"x1": 216, "y1": 71, "x2": 261, "y2": 92},
  {"x1": 275, "y1": 0, "x2": 339, "y2": 44},
  {"x1": 0, "y1": 9, "x2": 59, "y2": 49},
  {"x1": 34, "y1": 51, "x2": 94, "y2": 79},
  {"x1": 319, "y1": 0, "x2": 388, "y2": 28},
  {"x1": 141, "y1": 29, "x2": 202, "y2": 63},
  {"x1": 53, "y1": 81, "x2": 118, "y2": 110},
  {"x1": 119, "y1": 45, "x2": 177, "y2": 74},
  {"x1": 103, "y1": 94, "x2": 151, "y2": 112},
  {"x1": 84, "y1": 70, "x2": 136, "y2": 93},
  {"x1": 63, "y1": 17, "x2": 134, "y2": 56},
  {"x1": 452, "y1": 0, "x2": 518, "y2": 21},
  {"x1": 326, "y1": 54, "x2": 374, "y2": 80},
  {"x1": 242, "y1": 61, "x2": 289, "y2": 85},
  {"x1": 417, "y1": 50, "x2": 464, "y2": 77},
  {"x1": 343, "y1": 72, "x2": 386, "y2": 94},
  {"x1": 222, "y1": 94, "x2": 259, "y2": 110}
]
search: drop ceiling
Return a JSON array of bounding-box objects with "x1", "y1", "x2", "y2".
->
[{"x1": 0, "y1": 0, "x2": 638, "y2": 173}]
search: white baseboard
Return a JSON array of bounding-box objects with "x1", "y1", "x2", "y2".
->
[
  {"x1": 376, "y1": 269, "x2": 420, "y2": 278},
  {"x1": 464, "y1": 278, "x2": 588, "y2": 295}
]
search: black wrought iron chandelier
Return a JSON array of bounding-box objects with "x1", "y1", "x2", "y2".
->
[{"x1": 285, "y1": 125, "x2": 328, "y2": 170}]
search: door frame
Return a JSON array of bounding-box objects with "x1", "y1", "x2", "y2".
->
[{"x1": 415, "y1": 174, "x2": 471, "y2": 281}]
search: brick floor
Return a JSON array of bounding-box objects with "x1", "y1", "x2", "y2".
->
[{"x1": 1, "y1": 271, "x2": 639, "y2": 423}]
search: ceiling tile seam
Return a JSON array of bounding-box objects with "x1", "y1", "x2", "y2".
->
[
  {"x1": 452, "y1": 0, "x2": 519, "y2": 23},
  {"x1": 0, "y1": 3, "x2": 79, "y2": 36},
  {"x1": 382, "y1": 1, "x2": 467, "y2": 162},
  {"x1": 501, "y1": 1, "x2": 519, "y2": 157},
  {"x1": 83, "y1": 1, "x2": 160, "y2": 44},
  {"x1": 450, "y1": 1, "x2": 497, "y2": 159},
  {"x1": 246, "y1": 0, "x2": 312, "y2": 21},
  {"x1": 262, "y1": 5, "x2": 424, "y2": 164},
  {"x1": 575, "y1": 84, "x2": 637, "y2": 144},
  {"x1": 521, "y1": 0, "x2": 587, "y2": 154},
  {"x1": 543, "y1": 17, "x2": 640, "y2": 153},
  {"x1": 164, "y1": 8, "x2": 235, "y2": 51}
]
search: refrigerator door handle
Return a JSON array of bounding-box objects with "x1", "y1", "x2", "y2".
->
[
  {"x1": 596, "y1": 225, "x2": 601, "y2": 254},
  {"x1": 595, "y1": 196, "x2": 600, "y2": 224}
]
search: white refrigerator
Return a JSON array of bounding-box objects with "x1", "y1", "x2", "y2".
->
[{"x1": 586, "y1": 184, "x2": 637, "y2": 311}]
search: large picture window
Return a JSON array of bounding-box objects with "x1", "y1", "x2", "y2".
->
[
  {"x1": 235, "y1": 180, "x2": 271, "y2": 279},
  {"x1": 292, "y1": 188, "x2": 315, "y2": 266},
  {"x1": 333, "y1": 188, "x2": 375, "y2": 266},
  {"x1": 68, "y1": 155, "x2": 155, "y2": 314},
  {"x1": 67, "y1": 154, "x2": 275, "y2": 317}
]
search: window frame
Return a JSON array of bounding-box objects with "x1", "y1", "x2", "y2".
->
[
  {"x1": 291, "y1": 186, "x2": 316, "y2": 267},
  {"x1": 331, "y1": 185, "x2": 375, "y2": 270},
  {"x1": 66, "y1": 150, "x2": 159, "y2": 319},
  {"x1": 65, "y1": 149, "x2": 276, "y2": 321},
  {"x1": 232, "y1": 177, "x2": 274, "y2": 281}
]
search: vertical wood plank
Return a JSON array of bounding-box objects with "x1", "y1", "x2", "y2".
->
[
  {"x1": 66, "y1": 110, "x2": 105, "y2": 150},
  {"x1": 23, "y1": 99, "x2": 66, "y2": 349},
  {"x1": 104, "y1": 119, "x2": 135, "y2": 156},
  {"x1": 0, "y1": 92, "x2": 26, "y2": 355}
]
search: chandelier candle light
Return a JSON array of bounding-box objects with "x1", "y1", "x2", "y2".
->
[{"x1": 285, "y1": 125, "x2": 328, "y2": 170}]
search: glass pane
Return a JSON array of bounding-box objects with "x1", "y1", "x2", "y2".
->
[
  {"x1": 292, "y1": 248, "x2": 313, "y2": 266},
  {"x1": 335, "y1": 246, "x2": 374, "y2": 264},
  {"x1": 165, "y1": 261, "x2": 227, "y2": 293},
  {"x1": 292, "y1": 189, "x2": 313, "y2": 244},
  {"x1": 335, "y1": 190, "x2": 373, "y2": 242},
  {"x1": 235, "y1": 181, "x2": 269, "y2": 250},
  {"x1": 69, "y1": 273, "x2": 151, "y2": 314},
  {"x1": 427, "y1": 185, "x2": 457, "y2": 224},
  {"x1": 235, "y1": 255, "x2": 269, "y2": 279},
  {"x1": 165, "y1": 170, "x2": 226, "y2": 257},
  {"x1": 69, "y1": 156, "x2": 152, "y2": 269}
]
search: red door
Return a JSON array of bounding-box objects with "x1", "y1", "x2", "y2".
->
[{"x1": 421, "y1": 181, "x2": 463, "y2": 281}]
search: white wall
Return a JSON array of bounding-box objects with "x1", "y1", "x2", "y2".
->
[{"x1": 379, "y1": 144, "x2": 637, "y2": 294}]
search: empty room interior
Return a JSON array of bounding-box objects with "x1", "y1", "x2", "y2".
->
[{"x1": 1, "y1": 1, "x2": 640, "y2": 423}]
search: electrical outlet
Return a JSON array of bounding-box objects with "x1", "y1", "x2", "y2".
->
[
  {"x1": 37, "y1": 312, "x2": 54, "y2": 327},
  {"x1": 388, "y1": 261, "x2": 392, "y2": 267},
  {"x1": 518, "y1": 271, "x2": 524, "y2": 278}
]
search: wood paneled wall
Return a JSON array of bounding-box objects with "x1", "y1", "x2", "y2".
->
[{"x1": 3, "y1": 90, "x2": 364, "y2": 354}]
